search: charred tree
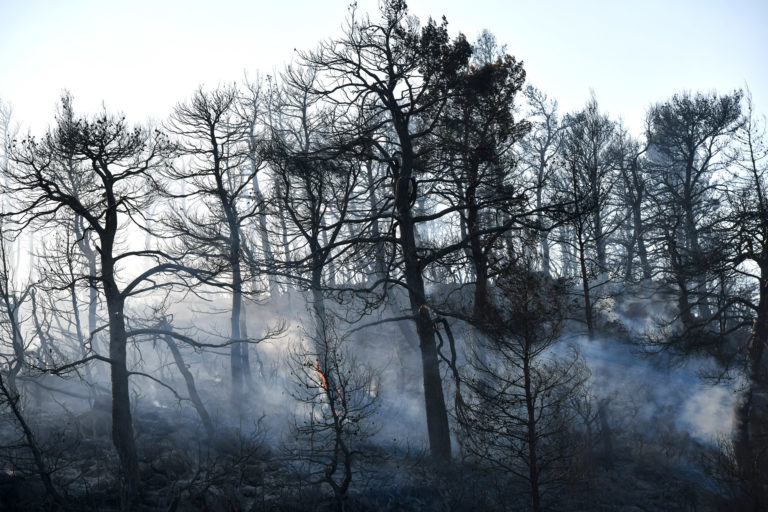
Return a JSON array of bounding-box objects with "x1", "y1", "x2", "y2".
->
[
  {"x1": 724, "y1": 93, "x2": 768, "y2": 508},
  {"x1": 165, "y1": 85, "x2": 264, "y2": 414},
  {"x1": 646, "y1": 90, "x2": 742, "y2": 327},
  {"x1": 460, "y1": 248, "x2": 588, "y2": 511},
  {"x1": 297, "y1": 0, "x2": 474, "y2": 460},
  {"x1": 432, "y1": 34, "x2": 529, "y2": 320},
  {"x1": 5, "y1": 95, "x2": 202, "y2": 508}
]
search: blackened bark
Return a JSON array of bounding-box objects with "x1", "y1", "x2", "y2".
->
[
  {"x1": 311, "y1": 263, "x2": 328, "y2": 353},
  {"x1": 590, "y1": 164, "x2": 607, "y2": 273},
  {"x1": 523, "y1": 347, "x2": 542, "y2": 512},
  {"x1": 734, "y1": 264, "x2": 768, "y2": 508},
  {"x1": 102, "y1": 253, "x2": 139, "y2": 508},
  {"x1": 536, "y1": 182, "x2": 551, "y2": 276},
  {"x1": 393, "y1": 129, "x2": 451, "y2": 460},
  {"x1": 365, "y1": 160, "x2": 387, "y2": 281},
  {"x1": 632, "y1": 201, "x2": 651, "y2": 280},
  {"x1": 230, "y1": 251, "x2": 245, "y2": 412},
  {"x1": 576, "y1": 223, "x2": 594, "y2": 338},
  {"x1": 466, "y1": 161, "x2": 490, "y2": 320},
  {"x1": 161, "y1": 324, "x2": 215, "y2": 441}
]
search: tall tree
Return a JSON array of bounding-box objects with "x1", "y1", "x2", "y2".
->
[
  {"x1": 265, "y1": 65, "x2": 371, "y2": 352},
  {"x1": 646, "y1": 90, "x2": 742, "y2": 328},
  {"x1": 723, "y1": 92, "x2": 768, "y2": 507},
  {"x1": 613, "y1": 127, "x2": 652, "y2": 281},
  {"x1": 6, "y1": 95, "x2": 191, "y2": 507},
  {"x1": 431, "y1": 34, "x2": 529, "y2": 319},
  {"x1": 558, "y1": 95, "x2": 619, "y2": 336},
  {"x1": 520, "y1": 86, "x2": 563, "y2": 276},
  {"x1": 239, "y1": 75, "x2": 281, "y2": 298},
  {"x1": 164, "y1": 85, "x2": 263, "y2": 412},
  {"x1": 298, "y1": 0, "x2": 473, "y2": 460}
]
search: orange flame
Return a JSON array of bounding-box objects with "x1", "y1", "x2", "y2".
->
[
  {"x1": 314, "y1": 359, "x2": 328, "y2": 390},
  {"x1": 314, "y1": 359, "x2": 342, "y2": 398}
]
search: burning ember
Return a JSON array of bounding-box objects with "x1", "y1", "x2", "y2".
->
[{"x1": 314, "y1": 359, "x2": 342, "y2": 399}]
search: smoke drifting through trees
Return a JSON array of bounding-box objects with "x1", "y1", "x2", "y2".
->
[{"x1": 0, "y1": 1, "x2": 765, "y2": 510}]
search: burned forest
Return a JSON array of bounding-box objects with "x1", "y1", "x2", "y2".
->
[{"x1": 0, "y1": 1, "x2": 766, "y2": 511}]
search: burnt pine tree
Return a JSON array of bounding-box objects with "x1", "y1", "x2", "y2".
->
[
  {"x1": 562, "y1": 95, "x2": 619, "y2": 275},
  {"x1": 239, "y1": 75, "x2": 281, "y2": 298},
  {"x1": 460, "y1": 246, "x2": 589, "y2": 512},
  {"x1": 520, "y1": 85, "x2": 564, "y2": 277},
  {"x1": 557, "y1": 96, "x2": 619, "y2": 337},
  {"x1": 431, "y1": 33, "x2": 529, "y2": 320},
  {"x1": 723, "y1": 92, "x2": 768, "y2": 508},
  {"x1": 264, "y1": 64, "x2": 369, "y2": 353},
  {"x1": 298, "y1": 0, "x2": 473, "y2": 460},
  {"x1": 164, "y1": 85, "x2": 263, "y2": 412},
  {"x1": 6, "y1": 95, "x2": 199, "y2": 507},
  {"x1": 645, "y1": 90, "x2": 742, "y2": 329},
  {"x1": 613, "y1": 127, "x2": 652, "y2": 281}
]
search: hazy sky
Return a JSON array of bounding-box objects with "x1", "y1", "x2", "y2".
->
[{"x1": 1, "y1": 0, "x2": 766, "y2": 134}]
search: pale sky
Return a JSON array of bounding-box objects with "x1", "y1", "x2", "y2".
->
[{"x1": 1, "y1": 0, "x2": 766, "y2": 135}]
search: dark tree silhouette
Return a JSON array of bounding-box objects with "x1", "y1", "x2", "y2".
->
[
  {"x1": 520, "y1": 85, "x2": 564, "y2": 277},
  {"x1": 5, "y1": 95, "x2": 203, "y2": 508},
  {"x1": 646, "y1": 90, "x2": 742, "y2": 330},
  {"x1": 721, "y1": 93, "x2": 768, "y2": 508},
  {"x1": 430, "y1": 35, "x2": 529, "y2": 319},
  {"x1": 460, "y1": 248, "x2": 588, "y2": 512},
  {"x1": 557, "y1": 95, "x2": 619, "y2": 336},
  {"x1": 164, "y1": 85, "x2": 265, "y2": 413},
  {"x1": 297, "y1": 0, "x2": 474, "y2": 461}
]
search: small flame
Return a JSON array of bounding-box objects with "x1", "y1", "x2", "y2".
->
[
  {"x1": 314, "y1": 359, "x2": 328, "y2": 390},
  {"x1": 314, "y1": 359, "x2": 342, "y2": 399}
]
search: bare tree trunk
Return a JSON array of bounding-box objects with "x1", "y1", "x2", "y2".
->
[
  {"x1": 6, "y1": 299, "x2": 24, "y2": 391},
  {"x1": 466, "y1": 174, "x2": 490, "y2": 320},
  {"x1": 624, "y1": 234, "x2": 636, "y2": 283},
  {"x1": 523, "y1": 346, "x2": 542, "y2": 512},
  {"x1": 683, "y1": 185, "x2": 713, "y2": 319},
  {"x1": 275, "y1": 181, "x2": 292, "y2": 274},
  {"x1": 390, "y1": 110, "x2": 452, "y2": 460},
  {"x1": 252, "y1": 173, "x2": 279, "y2": 298},
  {"x1": 536, "y1": 182, "x2": 550, "y2": 276},
  {"x1": 632, "y1": 201, "x2": 651, "y2": 280},
  {"x1": 398, "y1": 181, "x2": 451, "y2": 461},
  {"x1": 311, "y1": 265, "x2": 328, "y2": 353},
  {"x1": 733, "y1": 265, "x2": 768, "y2": 508},
  {"x1": 74, "y1": 218, "x2": 102, "y2": 355},
  {"x1": 365, "y1": 161, "x2": 388, "y2": 282},
  {"x1": 230, "y1": 255, "x2": 245, "y2": 414},
  {"x1": 321, "y1": 219, "x2": 336, "y2": 288},
  {"x1": 591, "y1": 166, "x2": 607, "y2": 273},
  {"x1": 576, "y1": 223, "x2": 594, "y2": 338},
  {"x1": 559, "y1": 225, "x2": 576, "y2": 278},
  {"x1": 669, "y1": 237, "x2": 695, "y2": 331},
  {"x1": 240, "y1": 305, "x2": 255, "y2": 393},
  {"x1": 100, "y1": 218, "x2": 139, "y2": 508},
  {"x1": 161, "y1": 322, "x2": 215, "y2": 441},
  {"x1": 103, "y1": 281, "x2": 139, "y2": 508},
  {"x1": 66, "y1": 225, "x2": 93, "y2": 383}
]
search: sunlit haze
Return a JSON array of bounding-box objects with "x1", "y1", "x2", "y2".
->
[{"x1": 2, "y1": 0, "x2": 766, "y2": 133}]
